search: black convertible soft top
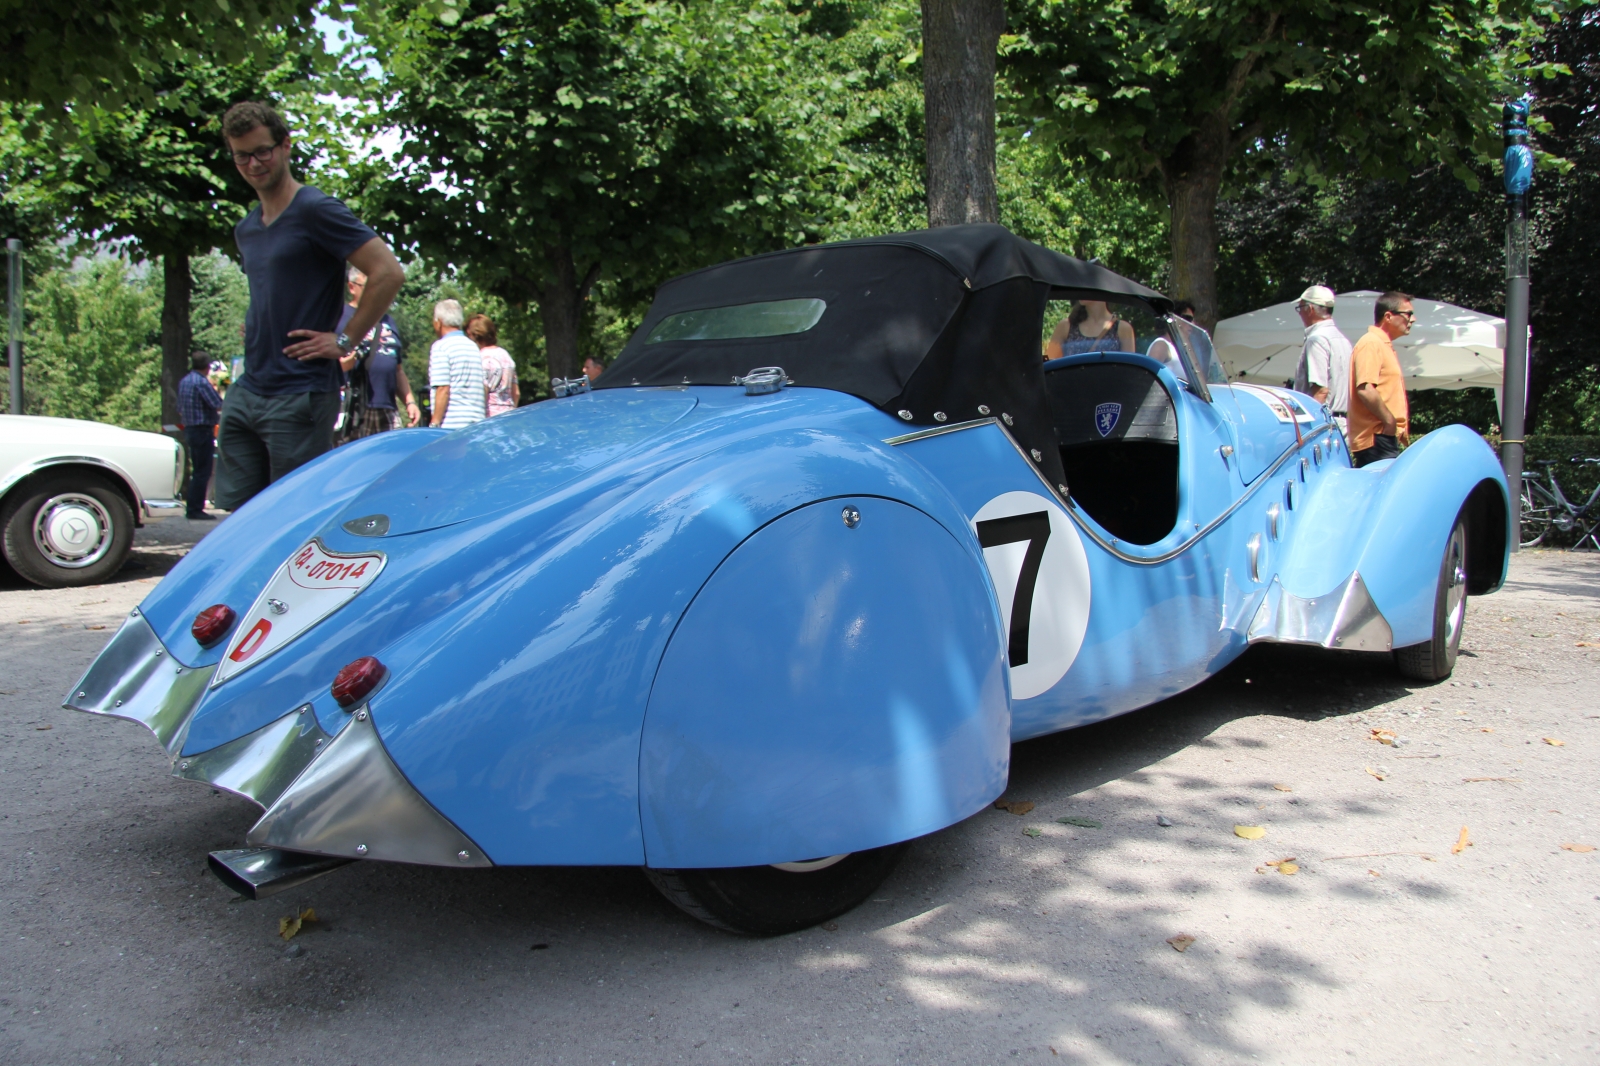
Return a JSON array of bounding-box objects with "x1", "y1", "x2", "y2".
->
[{"x1": 598, "y1": 224, "x2": 1171, "y2": 488}]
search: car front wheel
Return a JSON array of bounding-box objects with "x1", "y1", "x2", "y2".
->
[
  {"x1": 1394, "y1": 514, "x2": 1468, "y2": 681},
  {"x1": 645, "y1": 844, "x2": 907, "y2": 936},
  {"x1": 1, "y1": 473, "x2": 135, "y2": 588}
]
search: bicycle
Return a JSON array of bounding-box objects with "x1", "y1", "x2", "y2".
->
[{"x1": 1520, "y1": 456, "x2": 1600, "y2": 549}]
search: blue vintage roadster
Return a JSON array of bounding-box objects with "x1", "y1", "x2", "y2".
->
[{"x1": 66, "y1": 226, "x2": 1509, "y2": 933}]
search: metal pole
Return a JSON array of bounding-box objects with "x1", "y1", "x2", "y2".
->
[
  {"x1": 6, "y1": 239, "x2": 20, "y2": 415},
  {"x1": 1501, "y1": 99, "x2": 1532, "y2": 552}
]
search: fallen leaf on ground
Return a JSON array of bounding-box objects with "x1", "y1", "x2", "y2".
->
[
  {"x1": 1234, "y1": 825, "x2": 1265, "y2": 840},
  {"x1": 278, "y1": 907, "x2": 317, "y2": 941},
  {"x1": 1575, "y1": 642, "x2": 1599, "y2": 648},
  {"x1": 1371, "y1": 729, "x2": 1397, "y2": 745},
  {"x1": 1277, "y1": 862, "x2": 1300, "y2": 875},
  {"x1": 83, "y1": 624, "x2": 106, "y2": 631},
  {"x1": 1543, "y1": 737, "x2": 1565, "y2": 746},
  {"x1": 1531, "y1": 632, "x2": 1554, "y2": 638},
  {"x1": 1022, "y1": 827, "x2": 1042, "y2": 838},
  {"x1": 1365, "y1": 766, "x2": 1386, "y2": 781},
  {"x1": 1480, "y1": 728, "x2": 1494, "y2": 733},
  {"x1": 1257, "y1": 858, "x2": 1300, "y2": 875},
  {"x1": 1367, "y1": 869, "x2": 1381, "y2": 877},
  {"x1": 1451, "y1": 827, "x2": 1473, "y2": 855},
  {"x1": 1463, "y1": 777, "x2": 1521, "y2": 783},
  {"x1": 1272, "y1": 784, "x2": 1293, "y2": 792},
  {"x1": 1560, "y1": 843, "x2": 1595, "y2": 853},
  {"x1": 994, "y1": 799, "x2": 1034, "y2": 815},
  {"x1": 1166, "y1": 934, "x2": 1195, "y2": 952},
  {"x1": 1322, "y1": 851, "x2": 1435, "y2": 862},
  {"x1": 1056, "y1": 816, "x2": 1102, "y2": 828},
  {"x1": 35, "y1": 725, "x2": 52, "y2": 731}
]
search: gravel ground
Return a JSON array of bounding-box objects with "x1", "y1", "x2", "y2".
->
[{"x1": 1, "y1": 523, "x2": 1596, "y2": 1066}]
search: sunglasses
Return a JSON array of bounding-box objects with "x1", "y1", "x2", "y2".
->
[{"x1": 1388, "y1": 310, "x2": 1416, "y2": 320}]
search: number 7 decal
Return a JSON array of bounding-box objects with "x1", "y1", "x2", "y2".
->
[
  {"x1": 976, "y1": 511, "x2": 1051, "y2": 666},
  {"x1": 972, "y1": 491, "x2": 1091, "y2": 701}
]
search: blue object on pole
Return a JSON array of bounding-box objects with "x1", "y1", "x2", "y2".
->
[{"x1": 1503, "y1": 145, "x2": 1534, "y2": 196}]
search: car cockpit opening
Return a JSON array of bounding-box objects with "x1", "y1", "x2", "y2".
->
[{"x1": 1045, "y1": 357, "x2": 1179, "y2": 546}]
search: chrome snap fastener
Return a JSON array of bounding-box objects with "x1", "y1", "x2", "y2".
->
[
  {"x1": 356, "y1": 709, "x2": 369, "y2": 721},
  {"x1": 897, "y1": 410, "x2": 913, "y2": 421},
  {"x1": 267, "y1": 599, "x2": 289, "y2": 615},
  {"x1": 841, "y1": 506, "x2": 861, "y2": 529},
  {"x1": 355, "y1": 844, "x2": 369, "y2": 856},
  {"x1": 933, "y1": 411, "x2": 948, "y2": 422},
  {"x1": 457, "y1": 850, "x2": 471, "y2": 863}
]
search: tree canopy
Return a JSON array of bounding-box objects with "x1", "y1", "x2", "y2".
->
[
  {"x1": 1004, "y1": 0, "x2": 1567, "y2": 327},
  {"x1": 0, "y1": 0, "x2": 318, "y2": 117}
]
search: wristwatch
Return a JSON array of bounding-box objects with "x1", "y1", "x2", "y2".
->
[{"x1": 336, "y1": 332, "x2": 354, "y2": 353}]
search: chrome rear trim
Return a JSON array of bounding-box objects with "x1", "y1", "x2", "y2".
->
[
  {"x1": 174, "y1": 704, "x2": 332, "y2": 810},
  {"x1": 63, "y1": 611, "x2": 212, "y2": 757},
  {"x1": 246, "y1": 707, "x2": 492, "y2": 868}
]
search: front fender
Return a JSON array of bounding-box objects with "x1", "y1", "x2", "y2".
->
[{"x1": 1279, "y1": 425, "x2": 1508, "y2": 647}]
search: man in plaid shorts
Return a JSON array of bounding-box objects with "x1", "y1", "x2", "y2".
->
[{"x1": 336, "y1": 266, "x2": 420, "y2": 439}]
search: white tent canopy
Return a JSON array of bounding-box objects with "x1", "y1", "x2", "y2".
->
[{"x1": 1213, "y1": 290, "x2": 1509, "y2": 392}]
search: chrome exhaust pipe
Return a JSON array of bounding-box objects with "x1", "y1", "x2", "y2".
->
[{"x1": 208, "y1": 847, "x2": 354, "y2": 900}]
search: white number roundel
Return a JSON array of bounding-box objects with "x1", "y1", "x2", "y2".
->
[{"x1": 972, "y1": 491, "x2": 1091, "y2": 701}]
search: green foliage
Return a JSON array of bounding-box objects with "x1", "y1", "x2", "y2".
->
[
  {"x1": 0, "y1": 0, "x2": 318, "y2": 118},
  {"x1": 999, "y1": 130, "x2": 1170, "y2": 287},
  {"x1": 18, "y1": 256, "x2": 164, "y2": 430},
  {"x1": 1005, "y1": 0, "x2": 1562, "y2": 187},
  {"x1": 189, "y1": 252, "x2": 251, "y2": 362}
]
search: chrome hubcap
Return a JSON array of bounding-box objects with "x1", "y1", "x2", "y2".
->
[
  {"x1": 771, "y1": 854, "x2": 848, "y2": 873},
  {"x1": 33, "y1": 493, "x2": 113, "y2": 569},
  {"x1": 1443, "y1": 527, "x2": 1467, "y2": 647}
]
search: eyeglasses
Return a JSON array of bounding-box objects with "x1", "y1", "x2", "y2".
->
[
  {"x1": 1389, "y1": 310, "x2": 1416, "y2": 320},
  {"x1": 230, "y1": 142, "x2": 284, "y2": 167}
]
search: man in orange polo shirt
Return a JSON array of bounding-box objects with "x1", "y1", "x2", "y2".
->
[{"x1": 1348, "y1": 291, "x2": 1414, "y2": 467}]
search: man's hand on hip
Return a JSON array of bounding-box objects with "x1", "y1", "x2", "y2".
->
[{"x1": 284, "y1": 330, "x2": 345, "y2": 362}]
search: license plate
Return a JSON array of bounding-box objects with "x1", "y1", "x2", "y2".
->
[{"x1": 213, "y1": 539, "x2": 387, "y2": 686}]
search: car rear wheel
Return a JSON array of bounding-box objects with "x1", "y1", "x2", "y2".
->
[
  {"x1": 1394, "y1": 515, "x2": 1468, "y2": 682},
  {"x1": 644, "y1": 844, "x2": 907, "y2": 936},
  {"x1": 1, "y1": 473, "x2": 135, "y2": 588}
]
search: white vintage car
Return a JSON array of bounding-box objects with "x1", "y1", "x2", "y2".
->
[{"x1": 0, "y1": 415, "x2": 183, "y2": 587}]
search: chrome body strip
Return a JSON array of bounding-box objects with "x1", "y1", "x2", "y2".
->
[
  {"x1": 207, "y1": 848, "x2": 354, "y2": 900},
  {"x1": 246, "y1": 707, "x2": 493, "y2": 868},
  {"x1": 141, "y1": 498, "x2": 184, "y2": 519},
  {"x1": 886, "y1": 413, "x2": 1334, "y2": 567},
  {"x1": 63, "y1": 611, "x2": 212, "y2": 757},
  {"x1": 1246, "y1": 572, "x2": 1394, "y2": 652},
  {"x1": 882, "y1": 417, "x2": 997, "y2": 446},
  {"x1": 174, "y1": 704, "x2": 332, "y2": 810}
]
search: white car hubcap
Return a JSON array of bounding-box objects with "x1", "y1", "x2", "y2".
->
[{"x1": 34, "y1": 493, "x2": 113, "y2": 568}]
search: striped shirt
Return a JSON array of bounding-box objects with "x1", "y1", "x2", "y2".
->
[{"x1": 428, "y1": 330, "x2": 487, "y2": 429}]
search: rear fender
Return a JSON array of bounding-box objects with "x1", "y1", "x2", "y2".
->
[
  {"x1": 1279, "y1": 426, "x2": 1507, "y2": 648},
  {"x1": 638, "y1": 495, "x2": 1010, "y2": 869}
]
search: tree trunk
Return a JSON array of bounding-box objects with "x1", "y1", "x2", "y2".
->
[
  {"x1": 160, "y1": 250, "x2": 192, "y2": 427},
  {"x1": 540, "y1": 245, "x2": 600, "y2": 386},
  {"x1": 921, "y1": 0, "x2": 1003, "y2": 228},
  {"x1": 1160, "y1": 117, "x2": 1231, "y2": 332}
]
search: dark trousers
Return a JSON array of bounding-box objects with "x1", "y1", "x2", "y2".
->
[
  {"x1": 183, "y1": 424, "x2": 216, "y2": 516},
  {"x1": 214, "y1": 384, "x2": 339, "y2": 512},
  {"x1": 1352, "y1": 433, "x2": 1400, "y2": 468}
]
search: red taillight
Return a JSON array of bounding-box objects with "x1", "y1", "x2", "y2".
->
[
  {"x1": 191, "y1": 604, "x2": 237, "y2": 647},
  {"x1": 332, "y1": 656, "x2": 388, "y2": 708}
]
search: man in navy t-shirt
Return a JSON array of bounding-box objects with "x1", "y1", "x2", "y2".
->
[{"x1": 213, "y1": 100, "x2": 405, "y2": 510}]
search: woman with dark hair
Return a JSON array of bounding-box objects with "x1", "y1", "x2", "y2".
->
[
  {"x1": 467, "y1": 314, "x2": 519, "y2": 416},
  {"x1": 1044, "y1": 300, "x2": 1136, "y2": 360}
]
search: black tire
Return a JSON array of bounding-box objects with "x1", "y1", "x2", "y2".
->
[
  {"x1": 644, "y1": 844, "x2": 907, "y2": 936},
  {"x1": 0, "y1": 472, "x2": 135, "y2": 588},
  {"x1": 1394, "y1": 514, "x2": 1468, "y2": 681}
]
